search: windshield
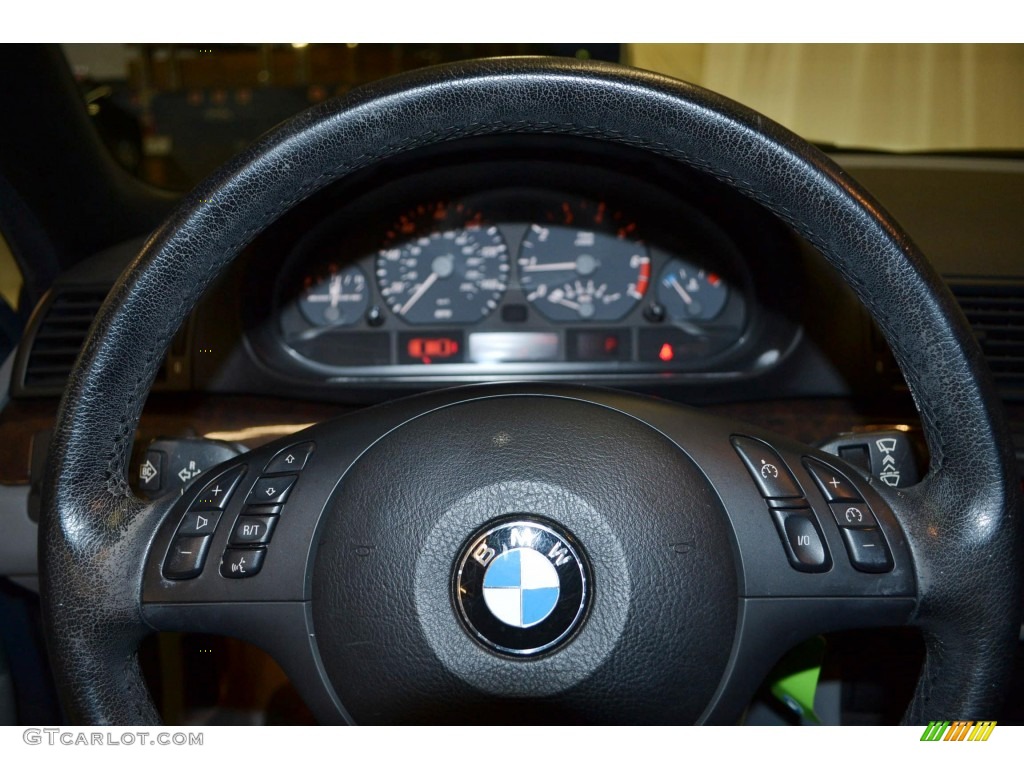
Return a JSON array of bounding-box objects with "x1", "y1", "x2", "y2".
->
[{"x1": 62, "y1": 43, "x2": 1024, "y2": 192}]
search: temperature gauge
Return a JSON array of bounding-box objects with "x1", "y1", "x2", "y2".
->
[
  {"x1": 656, "y1": 259, "x2": 728, "y2": 322},
  {"x1": 298, "y1": 264, "x2": 370, "y2": 327}
]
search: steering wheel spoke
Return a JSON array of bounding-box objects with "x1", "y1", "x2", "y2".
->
[
  {"x1": 138, "y1": 437, "x2": 348, "y2": 722},
  {"x1": 593, "y1": 392, "x2": 921, "y2": 721},
  {"x1": 138, "y1": 396, "x2": 456, "y2": 723}
]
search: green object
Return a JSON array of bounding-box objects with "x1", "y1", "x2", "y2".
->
[{"x1": 768, "y1": 636, "x2": 826, "y2": 724}]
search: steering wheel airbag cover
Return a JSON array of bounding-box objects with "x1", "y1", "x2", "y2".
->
[
  {"x1": 312, "y1": 396, "x2": 737, "y2": 724},
  {"x1": 42, "y1": 57, "x2": 1020, "y2": 724}
]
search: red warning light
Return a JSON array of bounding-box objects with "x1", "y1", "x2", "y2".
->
[
  {"x1": 658, "y1": 343, "x2": 674, "y2": 362},
  {"x1": 407, "y1": 337, "x2": 459, "y2": 364},
  {"x1": 707, "y1": 272, "x2": 721, "y2": 287},
  {"x1": 603, "y1": 335, "x2": 619, "y2": 354}
]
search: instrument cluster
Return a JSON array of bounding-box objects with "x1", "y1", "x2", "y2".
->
[{"x1": 241, "y1": 151, "x2": 796, "y2": 386}]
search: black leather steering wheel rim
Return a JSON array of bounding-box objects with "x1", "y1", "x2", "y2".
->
[{"x1": 41, "y1": 57, "x2": 1021, "y2": 724}]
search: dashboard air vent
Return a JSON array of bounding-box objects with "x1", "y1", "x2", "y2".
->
[
  {"x1": 22, "y1": 288, "x2": 109, "y2": 393},
  {"x1": 951, "y1": 280, "x2": 1024, "y2": 400}
]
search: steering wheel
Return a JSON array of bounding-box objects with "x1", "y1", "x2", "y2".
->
[{"x1": 41, "y1": 57, "x2": 1021, "y2": 725}]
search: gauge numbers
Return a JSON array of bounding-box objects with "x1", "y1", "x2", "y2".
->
[
  {"x1": 518, "y1": 224, "x2": 651, "y2": 322},
  {"x1": 376, "y1": 203, "x2": 510, "y2": 325},
  {"x1": 656, "y1": 259, "x2": 729, "y2": 321},
  {"x1": 297, "y1": 264, "x2": 369, "y2": 327}
]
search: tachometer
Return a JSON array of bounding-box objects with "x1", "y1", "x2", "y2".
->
[
  {"x1": 517, "y1": 201, "x2": 650, "y2": 322},
  {"x1": 376, "y1": 202, "x2": 510, "y2": 325}
]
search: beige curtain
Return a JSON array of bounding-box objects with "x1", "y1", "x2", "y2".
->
[{"x1": 625, "y1": 44, "x2": 1024, "y2": 151}]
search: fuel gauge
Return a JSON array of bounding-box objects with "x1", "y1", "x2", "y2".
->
[
  {"x1": 298, "y1": 264, "x2": 370, "y2": 327},
  {"x1": 656, "y1": 259, "x2": 728, "y2": 322}
]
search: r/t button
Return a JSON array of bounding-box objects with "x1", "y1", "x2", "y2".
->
[{"x1": 229, "y1": 515, "x2": 278, "y2": 546}]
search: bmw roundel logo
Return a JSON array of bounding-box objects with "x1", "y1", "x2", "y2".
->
[{"x1": 454, "y1": 518, "x2": 590, "y2": 657}]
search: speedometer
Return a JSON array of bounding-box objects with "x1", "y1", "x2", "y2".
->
[
  {"x1": 375, "y1": 202, "x2": 510, "y2": 325},
  {"x1": 518, "y1": 200, "x2": 651, "y2": 322}
]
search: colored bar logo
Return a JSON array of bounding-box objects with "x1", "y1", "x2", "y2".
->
[{"x1": 920, "y1": 721, "x2": 997, "y2": 741}]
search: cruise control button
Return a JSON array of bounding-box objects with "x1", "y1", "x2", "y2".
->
[
  {"x1": 840, "y1": 527, "x2": 894, "y2": 573},
  {"x1": 264, "y1": 442, "x2": 315, "y2": 474},
  {"x1": 771, "y1": 509, "x2": 831, "y2": 573},
  {"x1": 163, "y1": 535, "x2": 213, "y2": 580},
  {"x1": 221, "y1": 547, "x2": 267, "y2": 578},
  {"x1": 829, "y1": 502, "x2": 877, "y2": 528},
  {"x1": 229, "y1": 515, "x2": 278, "y2": 546},
  {"x1": 178, "y1": 508, "x2": 223, "y2": 536},
  {"x1": 803, "y1": 458, "x2": 862, "y2": 502},
  {"x1": 731, "y1": 436, "x2": 803, "y2": 499},
  {"x1": 191, "y1": 466, "x2": 246, "y2": 510},
  {"x1": 248, "y1": 475, "x2": 297, "y2": 505}
]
